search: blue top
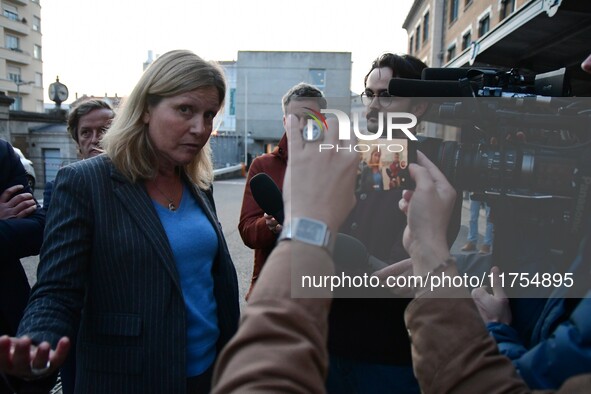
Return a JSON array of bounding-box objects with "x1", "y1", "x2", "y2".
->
[
  {"x1": 372, "y1": 171, "x2": 383, "y2": 190},
  {"x1": 153, "y1": 184, "x2": 219, "y2": 377}
]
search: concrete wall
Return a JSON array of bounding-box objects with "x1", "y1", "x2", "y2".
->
[{"x1": 235, "y1": 51, "x2": 352, "y2": 157}]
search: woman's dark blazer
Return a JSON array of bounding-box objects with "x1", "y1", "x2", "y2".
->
[{"x1": 18, "y1": 155, "x2": 239, "y2": 394}]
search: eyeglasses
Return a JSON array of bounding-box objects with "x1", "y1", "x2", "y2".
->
[{"x1": 360, "y1": 91, "x2": 394, "y2": 107}]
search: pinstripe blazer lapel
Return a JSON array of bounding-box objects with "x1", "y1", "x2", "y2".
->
[{"x1": 109, "y1": 166, "x2": 182, "y2": 293}]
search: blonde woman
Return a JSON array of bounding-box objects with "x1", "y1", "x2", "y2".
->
[
  {"x1": 360, "y1": 147, "x2": 386, "y2": 192},
  {"x1": 1, "y1": 50, "x2": 239, "y2": 393}
]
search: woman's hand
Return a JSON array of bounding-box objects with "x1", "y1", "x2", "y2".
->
[{"x1": 0, "y1": 335, "x2": 70, "y2": 380}]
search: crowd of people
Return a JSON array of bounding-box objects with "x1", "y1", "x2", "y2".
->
[{"x1": 0, "y1": 49, "x2": 589, "y2": 394}]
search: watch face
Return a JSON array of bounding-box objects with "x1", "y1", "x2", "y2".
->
[{"x1": 295, "y1": 219, "x2": 326, "y2": 245}]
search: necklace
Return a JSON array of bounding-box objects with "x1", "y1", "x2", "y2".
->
[{"x1": 154, "y1": 182, "x2": 177, "y2": 211}]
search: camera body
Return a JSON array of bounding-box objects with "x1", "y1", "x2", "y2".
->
[{"x1": 390, "y1": 67, "x2": 591, "y2": 281}]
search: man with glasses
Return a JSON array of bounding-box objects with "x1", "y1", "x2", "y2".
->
[{"x1": 326, "y1": 53, "x2": 461, "y2": 394}]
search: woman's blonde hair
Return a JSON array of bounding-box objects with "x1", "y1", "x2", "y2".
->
[
  {"x1": 368, "y1": 147, "x2": 382, "y2": 167},
  {"x1": 101, "y1": 50, "x2": 226, "y2": 189}
]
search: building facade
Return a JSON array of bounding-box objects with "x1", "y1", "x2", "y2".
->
[
  {"x1": 403, "y1": 0, "x2": 530, "y2": 67},
  {"x1": 403, "y1": 0, "x2": 591, "y2": 95},
  {"x1": 235, "y1": 51, "x2": 352, "y2": 156},
  {"x1": 402, "y1": 0, "x2": 591, "y2": 141},
  {"x1": 0, "y1": 0, "x2": 43, "y2": 112}
]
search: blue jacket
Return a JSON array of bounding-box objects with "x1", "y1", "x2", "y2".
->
[{"x1": 488, "y1": 230, "x2": 591, "y2": 389}]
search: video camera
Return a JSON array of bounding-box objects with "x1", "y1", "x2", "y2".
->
[{"x1": 389, "y1": 67, "x2": 591, "y2": 268}]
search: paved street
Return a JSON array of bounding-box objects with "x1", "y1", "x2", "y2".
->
[{"x1": 22, "y1": 178, "x2": 488, "y2": 310}]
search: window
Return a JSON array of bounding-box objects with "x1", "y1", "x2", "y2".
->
[
  {"x1": 7, "y1": 66, "x2": 21, "y2": 83},
  {"x1": 229, "y1": 88, "x2": 235, "y2": 116},
  {"x1": 35, "y1": 72, "x2": 43, "y2": 87},
  {"x1": 447, "y1": 44, "x2": 456, "y2": 62},
  {"x1": 423, "y1": 12, "x2": 429, "y2": 42},
  {"x1": 500, "y1": 0, "x2": 515, "y2": 21},
  {"x1": 309, "y1": 69, "x2": 325, "y2": 90},
  {"x1": 33, "y1": 16, "x2": 41, "y2": 32},
  {"x1": 409, "y1": 36, "x2": 414, "y2": 54},
  {"x1": 43, "y1": 149, "x2": 61, "y2": 183},
  {"x1": 415, "y1": 25, "x2": 421, "y2": 52},
  {"x1": 3, "y1": 4, "x2": 18, "y2": 21},
  {"x1": 10, "y1": 97, "x2": 22, "y2": 111},
  {"x1": 478, "y1": 14, "x2": 490, "y2": 37},
  {"x1": 34, "y1": 45, "x2": 42, "y2": 60},
  {"x1": 449, "y1": 0, "x2": 459, "y2": 23},
  {"x1": 5, "y1": 34, "x2": 20, "y2": 50},
  {"x1": 461, "y1": 30, "x2": 472, "y2": 50}
]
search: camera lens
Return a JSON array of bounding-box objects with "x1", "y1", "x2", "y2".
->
[{"x1": 437, "y1": 141, "x2": 576, "y2": 199}]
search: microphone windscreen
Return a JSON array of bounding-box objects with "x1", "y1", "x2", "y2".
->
[
  {"x1": 249, "y1": 173, "x2": 284, "y2": 225},
  {"x1": 333, "y1": 233, "x2": 389, "y2": 273},
  {"x1": 389, "y1": 78, "x2": 465, "y2": 97},
  {"x1": 367, "y1": 254, "x2": 389, "y2": 272},
  {"x1": 333, "y1": 233, "x2": 368, "y2": 271}
]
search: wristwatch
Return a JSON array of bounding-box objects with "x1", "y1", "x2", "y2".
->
[{"x1": 278, "y1": 217, "x2": 332, "y2": 251}]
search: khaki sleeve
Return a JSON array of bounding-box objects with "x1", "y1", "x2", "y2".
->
[
  {"x1": 212, "y1": 241, "x2": 333, "y2": 394},
  {"x1": 404, "y1": 266, "x2": 529, "y2": 394}
]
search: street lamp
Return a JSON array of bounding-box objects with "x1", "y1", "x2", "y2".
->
[{"x1": 15, "y1": 79, "x2": 34, "y2": 110}]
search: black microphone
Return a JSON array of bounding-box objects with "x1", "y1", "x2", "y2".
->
[
  {"x1": 249, "y1": 173, "x2": 284, "y2": 225},
  {"x1": 388, "y1": 78, "x2": 466, "y2": 97},
  {"x1": 422, "y1": 67, "x2": 471, "y2": 81},
  {"x1": 333, "y1": 233, "x2": 389, "y2": 273}
]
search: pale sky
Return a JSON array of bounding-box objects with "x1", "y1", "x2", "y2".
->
[{"x1": 41, "y1": 0, "x2": 413, "y2": 103}]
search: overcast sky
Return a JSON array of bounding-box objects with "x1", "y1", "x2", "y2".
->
[{"x1": 41, "y1": 0, "x2": 413, "y2": 103}]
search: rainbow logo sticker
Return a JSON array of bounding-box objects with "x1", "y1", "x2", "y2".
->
[{"x1": 304, "y1": 107, "x2": 328, "y2": 131}]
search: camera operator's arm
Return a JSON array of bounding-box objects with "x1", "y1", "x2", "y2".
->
[
  {"x1": 401, "y1": 152, "x2": 533, "y2": 393},
  {"x1": 213, "y1": 116, "x2": 358, "y2": 393},
  {"x1": 471, "y1": 268, "x2": 532, "y2": 361}
]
